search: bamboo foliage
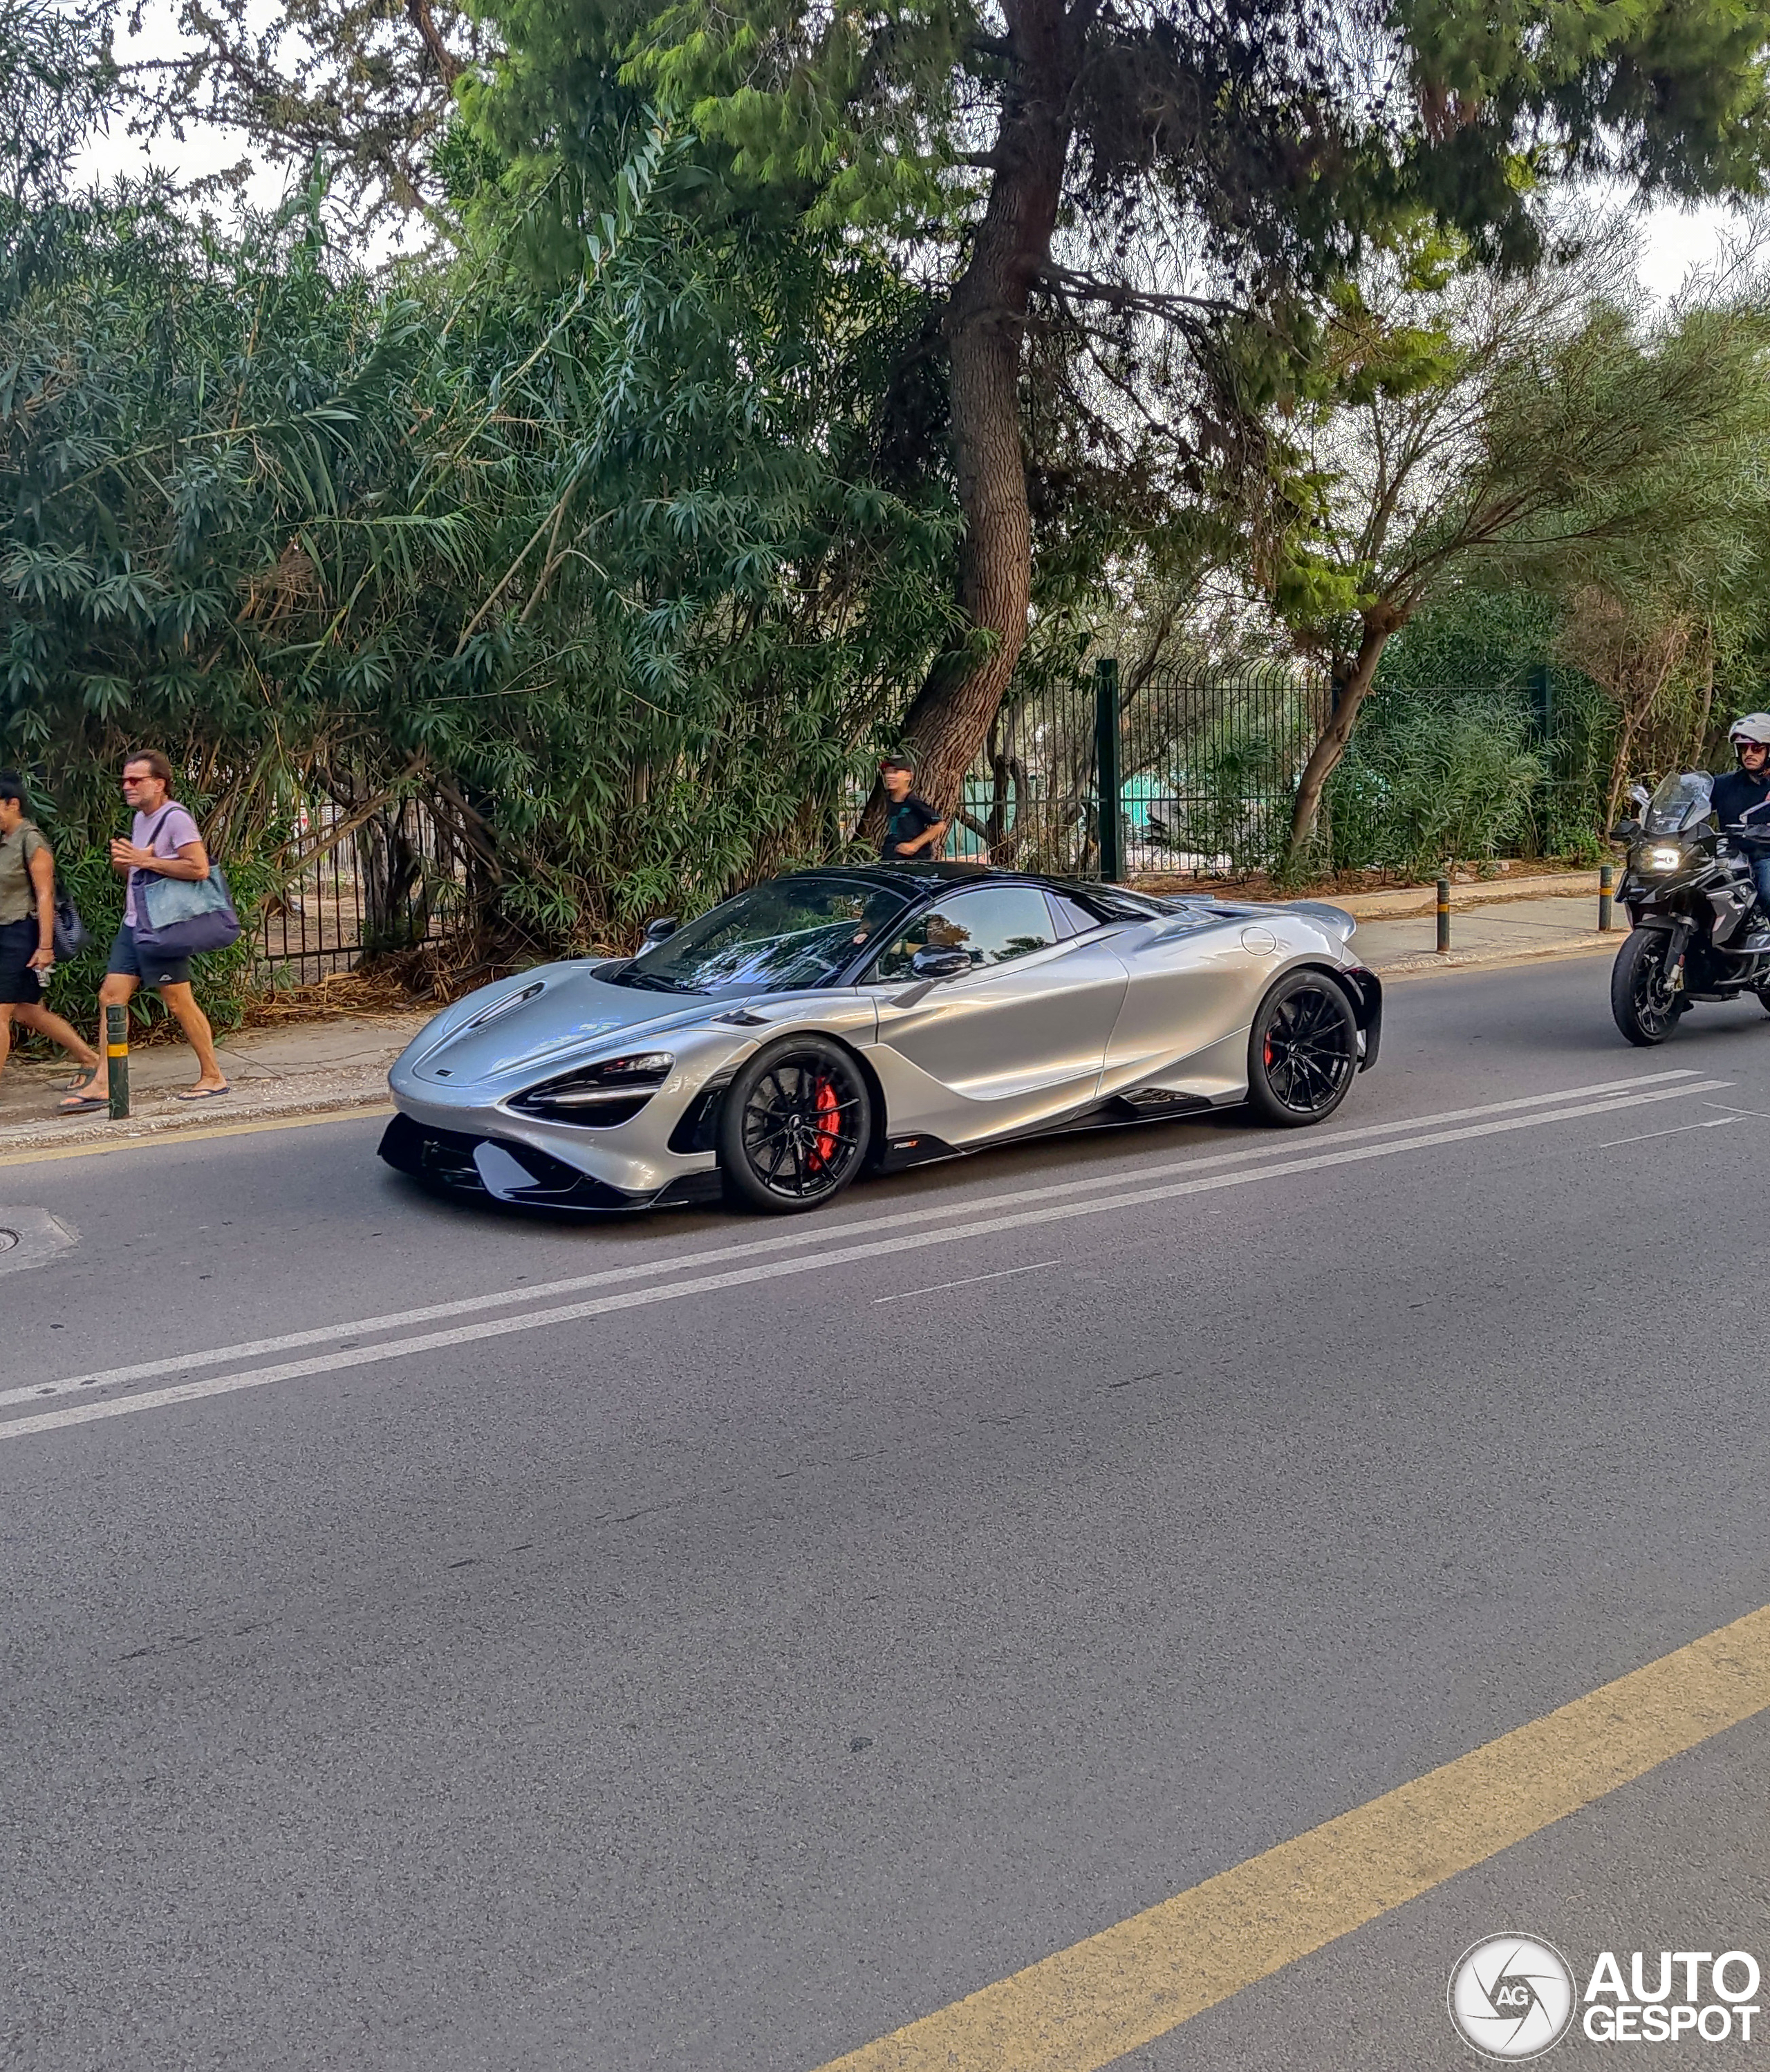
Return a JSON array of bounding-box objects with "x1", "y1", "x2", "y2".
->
[{"x1": 0, "y1": 142, "x2": 962, "y2": 972}]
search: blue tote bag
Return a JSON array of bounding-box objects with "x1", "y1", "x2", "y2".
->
[{"x1": 133, "y1": 811, "x2": 243, "y2": 958}]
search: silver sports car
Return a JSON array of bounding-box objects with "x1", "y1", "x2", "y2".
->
[{"x1": 380, "y1": 861, "x2": 1381, "y2": 1214}]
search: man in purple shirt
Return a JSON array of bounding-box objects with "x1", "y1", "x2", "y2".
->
[{"x1": 60, "y1": 750, "x2": 231, "y2": 1112}]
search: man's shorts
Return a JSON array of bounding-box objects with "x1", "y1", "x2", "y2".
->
[
  {"x1": 107, "y1": 923, "x2": 192, "y2": 991},
  {"x1": 0, "y1": 917, "x2": 41, "y2": 1005}
]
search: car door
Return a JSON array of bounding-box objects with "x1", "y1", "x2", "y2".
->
[{"x1": 864, "y1": 885, "x2": 1128, "y2": 1143}]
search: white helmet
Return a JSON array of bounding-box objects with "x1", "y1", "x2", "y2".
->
[{"x1": 1731, "y1": 713, "x2": 1770, "y2": 747}]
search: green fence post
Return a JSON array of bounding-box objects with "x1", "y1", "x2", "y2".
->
[
  {"x1": 106, "y1": 1003, "x2": 129, "y2": 1120},
  {"x1": 1530, "y1": 663, "x2": 1554, "y2": 744},
  {"x1": 1094, "y1": 657, "x2": 1124, "y2": 883},
  {"x1": 1599, "y1": 863, "x2": 1614, "y2": 933},
  {"x1": 1436, "y1": 877, "x2": 1451, "y2": 955}
]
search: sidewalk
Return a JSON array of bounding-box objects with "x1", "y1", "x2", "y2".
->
[
  {"x1": 1348, "y1": 889, "x2": 1614, "y2": 978},
  {"x1": 0, "y1": 881, "x2": 1619, "y2": 1159},
  {"x1": 0, "y1": 1011, "x2": 429, "y2": 1160}
]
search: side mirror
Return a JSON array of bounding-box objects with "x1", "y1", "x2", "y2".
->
[
  {"x1": 1610, "y1": 818, "x2": 1641, "y2": 841},
  {"x1": 643, "y1": 916, "x2": 680, "y2": 944},
  {"x1": 911, "y1": 945, "x2": 971, "y2": 980},
  {"x1": 1628, "y1": 783, "x2": 1652, "y2": 809}
]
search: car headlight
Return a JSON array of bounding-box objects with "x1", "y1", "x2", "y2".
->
[
  {"x1": 511, "y1": 1052, "x2": 675, "y2": 1126},
  {"x1": 1645, "y1": 845, "x2": 1684, "y2": 872}
]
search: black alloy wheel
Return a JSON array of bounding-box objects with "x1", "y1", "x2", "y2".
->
[
  {"x1": 1245, "y1": 971, "x2": 1358, "y2": 1127},
  {"x1": 717, "y1": 1036, "x2": 873, "y2": 1213},
  {"x1": 1612, "y1": 928, "x2": 1684, "y2": 1046}
]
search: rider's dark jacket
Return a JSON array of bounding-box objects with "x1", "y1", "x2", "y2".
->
[{"x1": 1711, "y1": 767, "x2": 1770, "y2": 839}]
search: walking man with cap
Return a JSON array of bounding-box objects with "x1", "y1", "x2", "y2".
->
[
  {"x1": 61, "y1": 750, "x2": 230, "y2": 1113},
  {"x1": 877, "y1": 755, "x2": 949, "y2": 862}
]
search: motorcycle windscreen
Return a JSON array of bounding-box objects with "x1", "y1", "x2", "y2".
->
[{"x1": 1645, "y1": 771, "x2": 1713, "y2": 833}]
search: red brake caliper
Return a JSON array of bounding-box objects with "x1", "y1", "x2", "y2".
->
[{"x1": 811, "y1": 1077, "x2": 841, "y2": 1168}]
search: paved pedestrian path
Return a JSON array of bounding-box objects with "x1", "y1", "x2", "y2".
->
[
  {"x1": 0, "y1": 879, "x2": 1619, "y2": 1157},
  {"x1": 0, "y1": 1011, "x2": 429, "y2": 1156}
]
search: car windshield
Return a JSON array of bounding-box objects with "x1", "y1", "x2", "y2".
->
[
  {"x1": 1645, "y1": 771, "x2": 1714, "y2": 834},
  {"x1": 609, "y1": 879, "x2": 917, "y2": 995}
]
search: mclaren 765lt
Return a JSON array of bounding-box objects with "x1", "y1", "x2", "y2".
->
[{"x1": 379, "y1": 861, "x2": 1381, "y2": 1215}]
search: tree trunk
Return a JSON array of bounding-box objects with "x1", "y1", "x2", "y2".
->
[
  {"x1": 857, "y1": 0, "x2": 1079, "y2": 839},
  {"x1": 1285, "y1": 616, "x2": 1395, "y2": 872},
  {"x1": 356, "y1": 805, "x2": 425, "y2": 953}
]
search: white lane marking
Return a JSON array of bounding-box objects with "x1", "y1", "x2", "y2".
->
[
  {"x1": 1704, "y1": 1101, "x2": 1770, "y2": 1121},
  {"x1": 0, "y1": 1076, "x2": 1731, "y2": 1445},
  {"x1": 8, "y1": 1067, "x2": 1704, "y2": 1408},
  {"x1": 873, "y1": 1260, "x2": 1059, "y2": 1305},
  {"x1": 1595, "y1": 1118, "x2": 1733, "y2": 1149}
]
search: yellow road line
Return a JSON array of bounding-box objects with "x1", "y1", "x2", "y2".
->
[
  {"x1": 813, "y1": 1602, "x2": 1770, "y2": 2071},
  {"x1": 0, "y1": 1103, "x2": 391, "y2": 1168}
]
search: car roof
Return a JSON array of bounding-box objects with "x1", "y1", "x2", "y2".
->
[
  {"x1": 775, "y1": 863, "x2": 1166, "y2": 915},
  {"x1": 781, "y1": 861, "x2": 1081, "y2": 893}
]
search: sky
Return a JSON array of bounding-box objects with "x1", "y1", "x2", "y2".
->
[{"x1": 71, "y1": 1, "x2": 1751, "y2": 303}]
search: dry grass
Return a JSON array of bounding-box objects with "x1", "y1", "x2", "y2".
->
[{"x1": 241, "y1": 964, "x2": 438, "y2": 1025}]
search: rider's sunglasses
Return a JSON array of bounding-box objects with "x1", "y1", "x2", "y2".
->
[{"x1": 1741, "y1": 742, "x2": 1769, "y2": 757}]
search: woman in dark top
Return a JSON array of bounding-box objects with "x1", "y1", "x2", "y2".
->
[{"x1": 0, "y1": 774, "x2": 102, "y2": 1092}]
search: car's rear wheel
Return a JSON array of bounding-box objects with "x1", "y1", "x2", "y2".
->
[
  {"x1": 717, "y1": 1037, "x2": 873, "y2": 1213},
  {"x1": 1245, "y1": 971, "x2": 1358, "y2": 1126}
]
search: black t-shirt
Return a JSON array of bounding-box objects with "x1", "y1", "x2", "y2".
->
[
  {"x1": 882, "y1": 793, "x2": 942, "y2": 859},
  {"x1": 1712, "y1": 768, "x2": 1770, "y2": 836}
]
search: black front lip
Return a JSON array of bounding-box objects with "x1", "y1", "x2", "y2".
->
[{"x1": 378, "y1": 1114, "x2": 653, "y2": 1213}]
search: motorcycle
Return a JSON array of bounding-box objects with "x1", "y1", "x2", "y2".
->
[{"x1": 1610, "y1": 769, "x2": 1770, "y2": 1045}]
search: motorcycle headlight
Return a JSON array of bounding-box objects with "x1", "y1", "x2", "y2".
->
[
  {"x1": 1645, "y1": 845, "x2": 1684, "y2": 872},
  {"x1": 511, "y1": 1052, "x2": 675, "y2": 1126}
]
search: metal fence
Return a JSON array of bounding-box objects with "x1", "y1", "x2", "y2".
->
[
  {"x1": 259, "y1": 799, "x2": 462, "y2": 984},
  {"x1": 951, "y1": 669, "x2": 1105, "y2": 875},
  {"x1": 1119, "y1": 660, "x2": 1330, "y2": 877},
  {"x1": 956, "y1": 659, "x2": 1330, "y2": 880},
  {"x1": 257, "y1": 664, "x2": 1600, "y2": 975}
]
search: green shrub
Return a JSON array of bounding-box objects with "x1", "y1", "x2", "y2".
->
[{"x1": 1326, "y1": 689, "x2": 1545, "y2": 874}]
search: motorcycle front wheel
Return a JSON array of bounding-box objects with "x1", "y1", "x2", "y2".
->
[{"x1": 1611, "y1": 928, "x2": 1684, "y2": 1046}]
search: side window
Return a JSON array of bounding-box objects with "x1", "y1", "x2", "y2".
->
[
  {"x1": 1047, "y1": 892, "x2": 1100, "y2": 937},
  {"x1": 871, "y1": 887, "x2": 1057, "y2": 981}
]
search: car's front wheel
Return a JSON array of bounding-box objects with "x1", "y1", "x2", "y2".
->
[
  {"x1": 717, "y1": 1037, "x2": 873, "y2": 1213},
  {"x1": 1245, "y1": 971, "x2": 1358, "y2": 1126}
]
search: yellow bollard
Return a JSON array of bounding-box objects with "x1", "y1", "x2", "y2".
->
[{"x1": 106, "y1": 1002, "x2": 129, "y2": 1120}]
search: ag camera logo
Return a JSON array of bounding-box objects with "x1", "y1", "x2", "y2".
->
[
  {"x1": 1449, "y1": 1934, "x2": 1576, "y2": 2059},
  {"x1": 1448, "y1": 1938, "x2": 1763, "y2": 2055}
]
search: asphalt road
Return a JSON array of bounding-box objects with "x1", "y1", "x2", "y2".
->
[{"x1": 4, "y1": 953, "x2": 1769, "y2": 2071}]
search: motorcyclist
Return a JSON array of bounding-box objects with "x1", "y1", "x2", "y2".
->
[{"x1": 1711, "y1": 713, "x2": 1770, "y2": 911}]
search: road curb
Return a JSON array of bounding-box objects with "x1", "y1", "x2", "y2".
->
[{"x1": 0, "y1": 1076, "x2": 393, "y2": 1162}]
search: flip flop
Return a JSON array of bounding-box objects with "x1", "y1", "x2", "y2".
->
[
  {"x1": 174, "y1": 1085, "x2": 232, "y2": 1103},
  {"x1": 58, "y1": 1096, "x2": 107, "y2": 1115},
  {"x1": 64, "y1": 1067, "x2": 100, "y2": 1093}
]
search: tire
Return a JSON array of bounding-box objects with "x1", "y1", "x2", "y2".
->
[
  {"x1": 717, "y1": 1036, "x2": 873, "y2": 1213},
  {"x1": 1611, "y1": 928, "x2": 1682, "y2": 1046},
  {"x1": 1245, "y1": 971, "x2": 1359, "y2": 1127}
]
